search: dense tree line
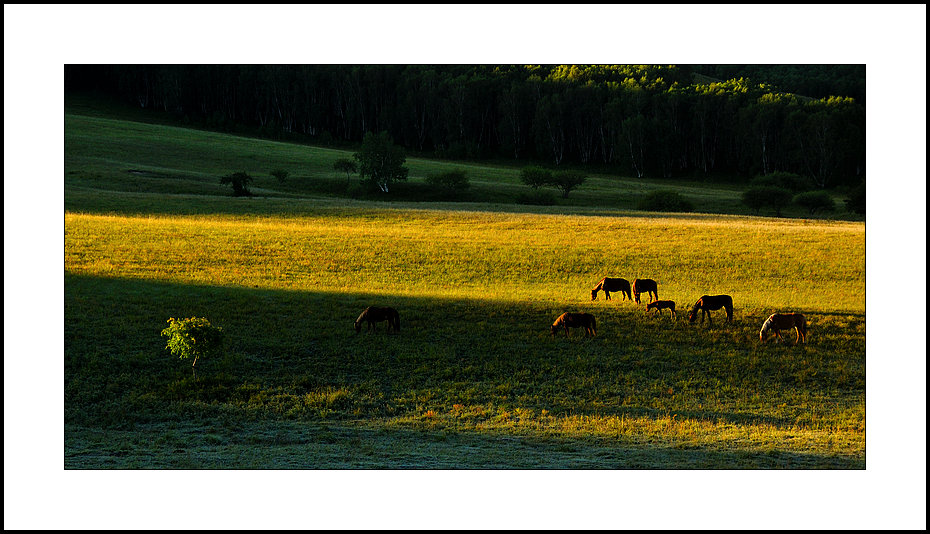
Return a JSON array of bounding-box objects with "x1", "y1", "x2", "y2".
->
[{"x1": 65, "y1": 64, "x2": 865, "y2": 187}]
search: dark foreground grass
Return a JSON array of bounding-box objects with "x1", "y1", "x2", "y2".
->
[{"x1": 65, "y1": 274, "x2": 864, "y2": 469}]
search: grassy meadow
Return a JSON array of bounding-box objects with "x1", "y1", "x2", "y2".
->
[{"x1": 63, "y1": 107, "x2": 866, "y2": 469}]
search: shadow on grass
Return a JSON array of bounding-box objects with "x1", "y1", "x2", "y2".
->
[{"x1": 65, "y1": 273, "x2": 865, "y2": 469}]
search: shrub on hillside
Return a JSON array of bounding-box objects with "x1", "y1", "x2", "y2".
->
[
  {"x1": 519, "y1": 166, "x2": 553, "y2": 190},
  {"x1": 270, "y1": 169, "x2": 289, "y2": 184},
  {"x1": 793, "y1": 190, "x2": 836, "y2": 216},
  {"x1": 426, "y1": 170, "x2": 470, "y2": 194},
  {"x1": 637, "y1": 190, "x2": 694, "y2": 213},
  {"x1": 742, "y1": 186, "x2": 793, "y2": 216},
  {"x1": 220, "y1": 171, "x2": 254, "y2": 197},
  {"x1": 845, "y1": 180, "x2": 866, "y2": 215}
]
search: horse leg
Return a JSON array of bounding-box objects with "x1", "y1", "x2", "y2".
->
[{"x1": 605, "y1": 291, "x2": 611, "y2": 300}]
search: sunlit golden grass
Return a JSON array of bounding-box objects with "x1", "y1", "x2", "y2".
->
[{"x1": 65, "y1": 208, "x2": 864, "y2": 311}]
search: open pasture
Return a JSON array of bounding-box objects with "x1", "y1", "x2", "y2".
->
[
  {"x1": 65, "y1": 202, "x2": 865, "y2": 469},
  {"x1": 63, "y1": 108, "x2": 865, "y2": 468}
]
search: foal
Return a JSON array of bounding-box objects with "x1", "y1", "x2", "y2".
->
[{"x1": 646, "y1": 300, "x2": 677, "y2": 320}]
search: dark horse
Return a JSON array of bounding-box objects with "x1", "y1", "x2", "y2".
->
[
  {"x1": 760, "y1": 313, "x2": 807, "y2": 344},
  {"x1": 551, "y1": 312, "x2": 597, "y2": 337},
  {"x1": 687, "y1": 295, "x2": 733, "y2": 325},
  {"x1": 591, "y1": 277, "x2": 632, "y2": 301},
  {"x1": 355, "y1": 306, "x2": 400, "y2": 334},
  {"x1": 646, "y1": 300, "x2": 677, "y2": 320},
  {"x1": 631, "y1": 278, "x2": 659, "y2": 304}
]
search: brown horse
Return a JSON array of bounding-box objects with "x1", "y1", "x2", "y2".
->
[
  {"x1": 591, "y1": 277, "x2": 632, "y2": 301},
  {"x1": 646, "y1": 300, "x2": 677, "y2": 320},
  {"x1": 687, "y1": 295, "x2": 733, "y2": 325},
  {"x1": 631, "y1": 278, "x2": 659, "y2": 304},
  {"x1": 760, "y1": 313, "x2": 807, "y2": 344},
  {"x1": 355, "y1": 306, "x2": 400, "y2": 334},
  {"x1": 550, "y1": 312, "x2": 597, "y2": 337}
]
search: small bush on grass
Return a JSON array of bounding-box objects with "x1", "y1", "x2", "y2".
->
[
  {"x1": 637, "y1": 190, "x2": 695, "y2": 213},
  {"x1": 742, "y1": 186, "x2": 793, "y2": 216},
  {"x1": 270, "y1": 169, "x2": 289, "y2": 184},
  {"x1": 793, "y1": 190, "x2": 836, "y2": 216},
  {"x1": 220, "y1": 171, "x2": 254, "y2": 197},
  {"x1": 426, "y1": 170, "x2": 470, "y2": 197}
]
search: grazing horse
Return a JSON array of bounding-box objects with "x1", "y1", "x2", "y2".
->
[
  {"x1": 687, "y1": 295, "x2": 733, "y2": 325},
  {"x1": 631, "y1": 278, "x2": 659, "y2": 304},
  {"x1": 354, "y1": 306, "x2": 400, "y2": 334},
  {"x1": 591, "y1": 277, "x2": 632, "y2": 301},
  {"x1": 646, "y1": 300, "x2": 677, "y2": 320},
  {"x1": 760, "y1": 313, "x2": 807, "y2": 344},
  {"x1": 550, "y1": 312, "x2": 597, "y2": 337}
]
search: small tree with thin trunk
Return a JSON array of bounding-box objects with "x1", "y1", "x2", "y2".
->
[
  {"x1": 220, "y1": 171, "x2": 254, "y2": 197},
  {"x1": 519, "y1": 166, "x2": 553, "y2": 190},
  {"x1": 161, "y1": 317, "x2": 223, "y2": 377},
  {"x1": 550, "y1": 170, "x2": 587, "y2": 198}
]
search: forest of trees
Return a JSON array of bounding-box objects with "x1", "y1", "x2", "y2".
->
[{"x1": 65, "y1": 64, "x2": 865, "y2": 187}]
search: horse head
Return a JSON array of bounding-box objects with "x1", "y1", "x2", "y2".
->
[{"x1": 591, "y1": 289, "x2": 599, "y2": 301}]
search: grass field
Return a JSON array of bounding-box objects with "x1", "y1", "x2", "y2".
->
[{"x1": 61, "y1": 105, "x2": 866, "y2": 470}]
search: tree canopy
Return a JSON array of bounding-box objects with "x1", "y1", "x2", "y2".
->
[
  {"x1": 67, "y1": 64, "x2": 866, "y2": 187},
  {"x1": 353, "y1": 131, "x2": 408, "y2": 193}
]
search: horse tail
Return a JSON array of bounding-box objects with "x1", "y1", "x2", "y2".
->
[
  {"x1": 797, "y1": 314, "x2": 806, "y2": 342},
  {"x1": 393, "y1": 309, "x2": 400, "y2": 332}
]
